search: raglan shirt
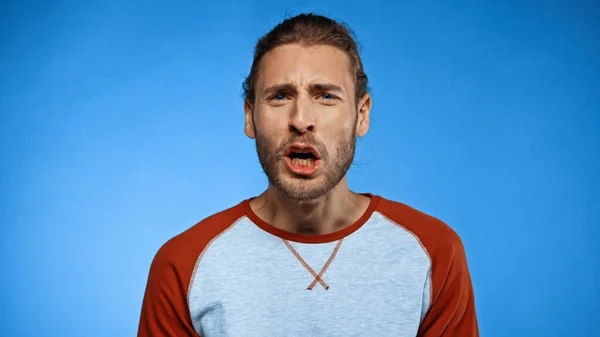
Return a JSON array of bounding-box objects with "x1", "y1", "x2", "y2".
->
[{"x1": 138, "y1": 194, "x2": 479, "y2": 336}]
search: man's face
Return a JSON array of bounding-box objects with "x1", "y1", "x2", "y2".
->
[{"x1": 245, "y1": 44, "x2": 371, "y2": 201}]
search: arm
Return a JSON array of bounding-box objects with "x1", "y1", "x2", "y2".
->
[
  {"x1": 138, "y1": 249, "x2": 201, "y2": 337},
  {"x1": 417, "y1": 239, "x2": 479, "y2": 336}
]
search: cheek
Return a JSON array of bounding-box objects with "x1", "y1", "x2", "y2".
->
[
  {"x1": 321, "y1": 106, "x2": 356, "y2": 129},
  {"x1": 324, "y1": 129, "x2": 354, "y2": 156},
  {"x1": 255, "y1": 107, "x2": 290, "y2": 131},
  {"x1": 255, "y1": 113, "x2": 291, "y2": 143},
  {"x1": 335, "y1": 119, "x2": 357, "y2": 139},
  {"x1": 255, "y1": 123, "x2": 284, "y2": 152}
]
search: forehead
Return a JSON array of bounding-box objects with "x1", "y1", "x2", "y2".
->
[{"x1": 256, "y1": 44, "x2": 354, "y2": 92}]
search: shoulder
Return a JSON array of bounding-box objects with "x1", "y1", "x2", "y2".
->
[
  {"x1": 147, "y1": 200, "x2": 248, "y2": 288},
  {"x1": 138, "y1": 201, "x2": 249, "y2": 335},
  {"x1": 374, "y1": 195, "x2": 465, "y2": 260}
]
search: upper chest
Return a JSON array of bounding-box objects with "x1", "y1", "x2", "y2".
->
[{"x1": 188, "y1": 219, "x2": 431, "y2": 336}]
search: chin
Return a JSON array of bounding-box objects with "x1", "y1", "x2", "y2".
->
[
  {"x1": 282, "y1": 189, "x2": 327, "y2": 202},
  {"x1": 277, "y1": 178, "x2": 330, "y2": 201}
]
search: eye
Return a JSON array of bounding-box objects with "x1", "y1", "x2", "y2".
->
[
  {"x1": 269, "y1": 93, "x2": 289, "y2": 103},
  {"x1": 317, "y1": 93, "x2": 338, "y2": 102}
]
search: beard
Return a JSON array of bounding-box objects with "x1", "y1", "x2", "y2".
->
[{"x1": 254, "y1": 120, "x2": 357, "y2": 202}]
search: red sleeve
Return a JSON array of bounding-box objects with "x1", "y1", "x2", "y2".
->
[
  {"x1": 377, "y1": 198, "x2": 479, "y2": 336},
  {"x1": 137, "y1": 243, "x2": 201, "y2": 337},
  {"x1": 417, "y1": 237, "x2": 479, "y2": 336},
  {"x1": 137, "y1": 203, "x2": 246, "y2": 337}
]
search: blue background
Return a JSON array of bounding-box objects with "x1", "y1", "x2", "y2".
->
[{"x1": 1, "y1": 1, "x2": 598, "y2": 336}]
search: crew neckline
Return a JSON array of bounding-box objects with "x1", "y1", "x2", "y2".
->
[{"x1": 242, "y1": 193, "x2": 381, "y2": 244}]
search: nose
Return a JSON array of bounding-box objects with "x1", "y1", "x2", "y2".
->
[{"x1": 289, "y1": 96, "x2": 316, "y2": 134}]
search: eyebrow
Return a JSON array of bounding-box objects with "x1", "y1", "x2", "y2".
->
[
  {"x1": 263, "y1": 83, "x2": 297, "y2": 95},
  {"x1": 311, "y1": 83, "x2": 344, "y2": 94},
  {"x1": 262, "y1": 82, "x2": 345, "y2": 96}
]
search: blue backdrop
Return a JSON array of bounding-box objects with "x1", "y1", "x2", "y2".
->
[{"x1": 1, "y1": 1, "x2": 598, "y2": 336}]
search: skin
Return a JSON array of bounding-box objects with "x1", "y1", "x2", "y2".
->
[{"x1": 244, "y1": 43, "x2": 372, "y2": 235}]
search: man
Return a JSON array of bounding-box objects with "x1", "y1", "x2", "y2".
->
[{"x1": 138, "y1": 13, "x2": 479, "y2": 337}]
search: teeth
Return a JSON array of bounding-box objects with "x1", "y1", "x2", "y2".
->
[{"x1": 291, "y1": 158, "x2": 315, "y2": 167}]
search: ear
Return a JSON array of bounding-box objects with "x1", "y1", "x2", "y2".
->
[
  {"x1": 244, "y1": 100, "x2": 255, "y2": 139},
  {"x1": 356, "y1": 93, "x2": 371, "y2": 137}
]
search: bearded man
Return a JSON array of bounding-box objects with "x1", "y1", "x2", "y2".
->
[{"x1": 138, "y1": 13, "x2": 479, "y2": 337}]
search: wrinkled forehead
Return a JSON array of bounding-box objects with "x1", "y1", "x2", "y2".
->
[{"x1": 255, "y1": 44, "x2": 355, "y2": 95}]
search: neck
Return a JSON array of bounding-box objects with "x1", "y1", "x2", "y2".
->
[{"x1": 249, "y1": 178, "x2": 371, "y2": 235}]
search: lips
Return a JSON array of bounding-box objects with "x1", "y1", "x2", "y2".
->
[
  {"x1": 284, "y1": 143, "x2": 321, "y2": 159},
  {"x1": 284, "y1": 143, "x2": 321, "y2": 176}
]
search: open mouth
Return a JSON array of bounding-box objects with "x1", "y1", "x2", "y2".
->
[
  {"x1": 284, "y1": 145, "x2": 321, "y2": 176},
  {"x1": 289, "y1": 150, "x2": 317, "y2": 166}
]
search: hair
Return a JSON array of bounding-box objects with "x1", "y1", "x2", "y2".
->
[{"x1": 243, "y1": 13, "x2": 369, "y2": 105}]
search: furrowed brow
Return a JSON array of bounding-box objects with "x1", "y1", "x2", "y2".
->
[
  {"x1": 310, "y1": 83, "x2": 344, "y2": 94},
  {"x1": 263, "y1": 83, "x2": 297, "y2": 95}
]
